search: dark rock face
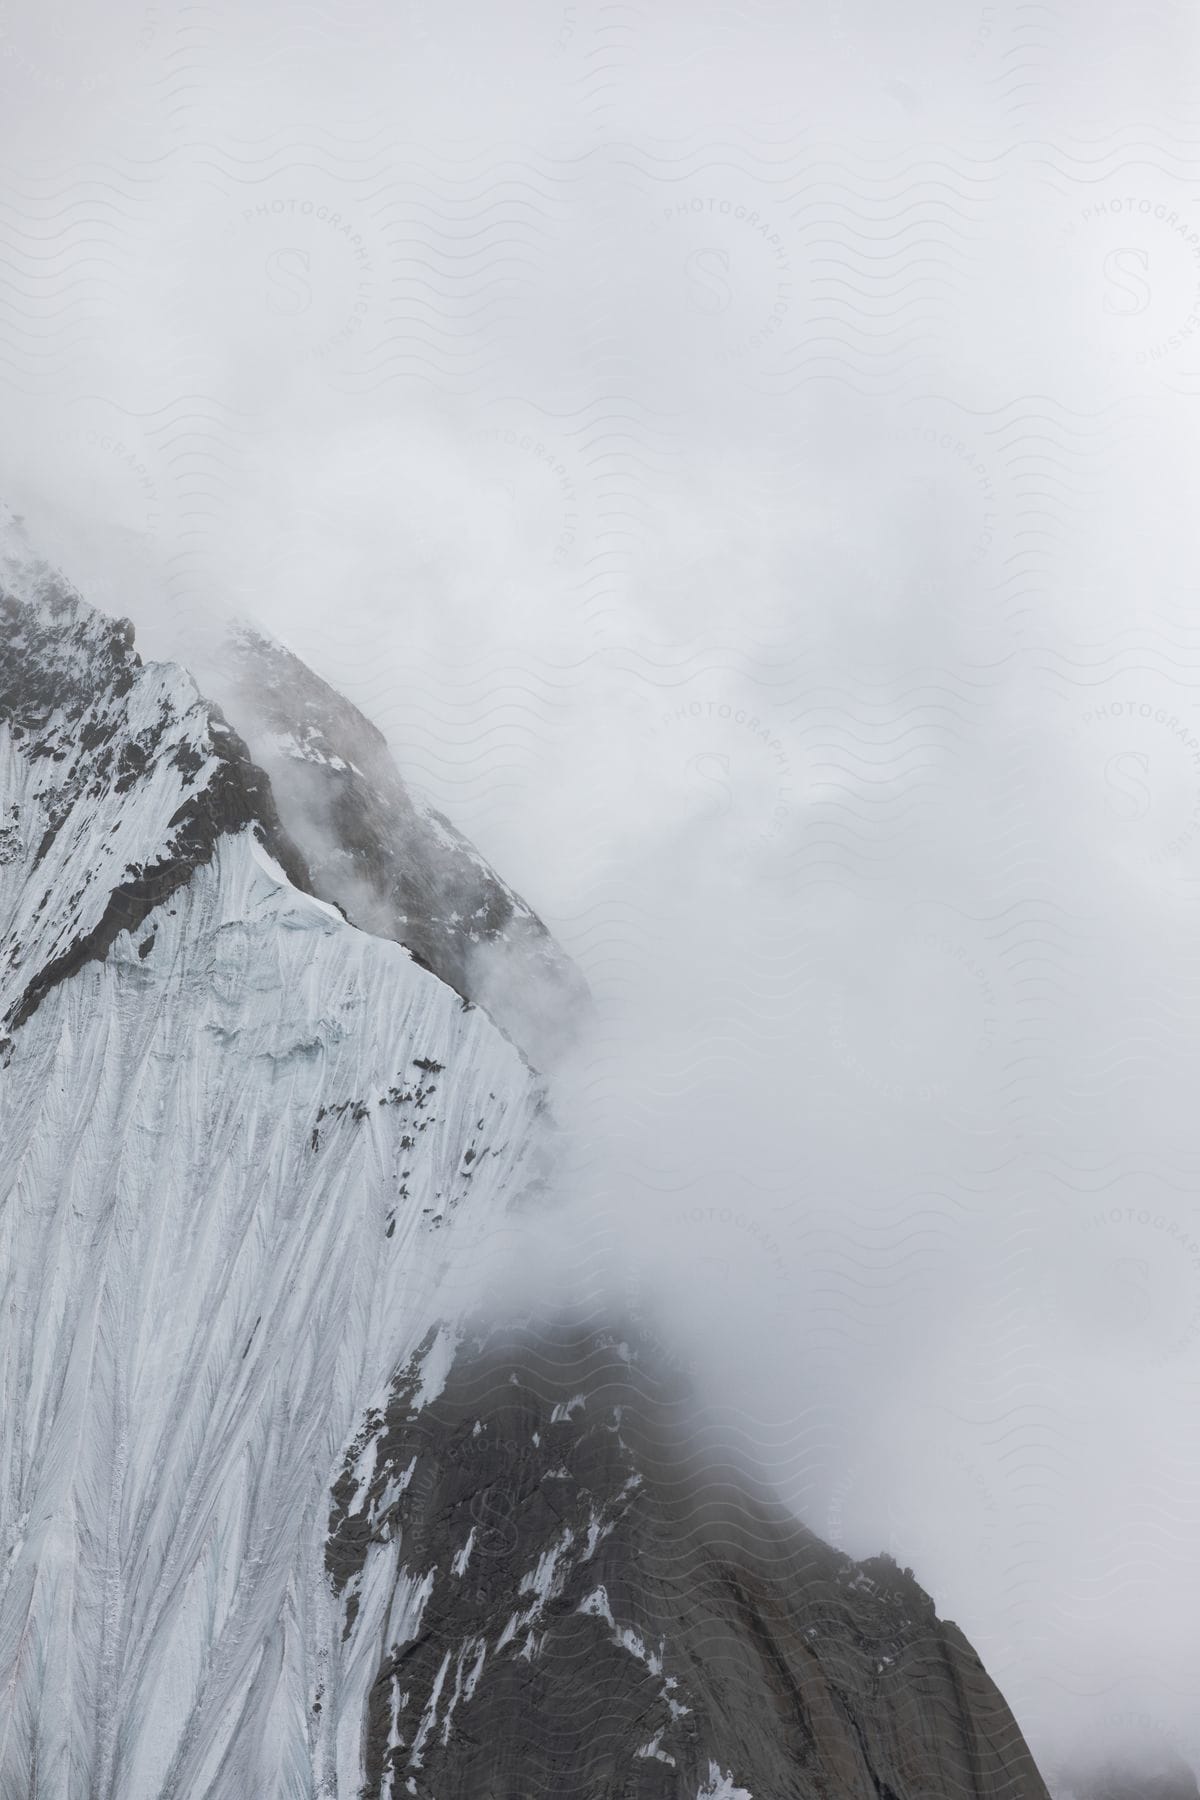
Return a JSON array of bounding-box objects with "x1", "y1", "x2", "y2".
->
[
  {"x1": 328, "y1": 1326, "x2": 1053, "y2": 1800},
  {"x1": 207, "y1": 623, "x2": 590, "y2": 1068}
]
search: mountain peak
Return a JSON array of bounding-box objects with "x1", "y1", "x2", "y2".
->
[
  {"x1": 0, "y1": 557, "x2": 313, "y2": 1044},
  {"x1": 205, "y1": 613, "x2": 590, "y2": 1068}
]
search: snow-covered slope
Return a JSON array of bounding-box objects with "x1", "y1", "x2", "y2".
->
[
  {"x1": 0, "y1": 520, "x2": 549, "y2": 1798},
  {"x1": 0, "y1": 544, "x2": 308, "y2": 1046}
]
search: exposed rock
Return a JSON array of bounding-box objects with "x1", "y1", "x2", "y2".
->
[
  {"x1": 329, "y1": 1322, "x2": 1053, "y2": 1800},
  {"x1": 0, "y1": 517, "x2": 312, "y2": 1039},
  {"x1": 206, "y1": 620, "x2": 590, "y2": 1068}
]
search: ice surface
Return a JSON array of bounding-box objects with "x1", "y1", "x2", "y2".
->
[{"x1": 0, "y1": 573, "x2": 550, "y2": 1798}]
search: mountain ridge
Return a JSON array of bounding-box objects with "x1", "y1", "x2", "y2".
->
[
  {"x1": 202, "y1": 614, "x2": 590, "y2": 1071},
  {"x1": 0, "y1": 536, "x2": 312, "y2": 1043},
  {"x1": 323, "y1": 1317, "x2": 1054, "y2": 1800},
  {"x1": 0, "y1": 517, "x2": 1068, "y2": 1800},
  {"x1": 0, "y1": 521, "x2": 550, "y2": 1796}
]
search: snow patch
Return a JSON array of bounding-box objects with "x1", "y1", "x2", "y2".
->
[
  {"x1": 518, "y1": 1528, "x2": 575, "y2": 1603},
  {"x1": 578, "y1": 1585, "x2": 615, "y2": 1626},
  {"x1": 698, "y1": 1764, "x2": 754, "y2": 1800},
  {"x1": 637, "y1": 1733, "x2": 677, "y2": 1767},
  {"x1": 549, "y1": 1394, "x2": 587, "y2": 1423}
]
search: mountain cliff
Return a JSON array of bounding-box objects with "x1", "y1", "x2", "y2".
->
[
  {"x1": 326, "y1": 1321, "x2": 1052, "y2": 1800},
  {"x1": 0, "y1": 513, "x2": 1058, "y2": 1799},
  {"x1": 200, "y1": 620, "x2": 589, "y2": 1071}
]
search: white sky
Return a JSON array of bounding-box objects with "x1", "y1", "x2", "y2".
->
[{"x1": 4, "y1": 0, "x2": 1200, "y2": 1785}]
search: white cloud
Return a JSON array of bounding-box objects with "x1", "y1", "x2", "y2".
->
[{"x1": 3, "y1": 0, "x2": 1200, "y2": 1783}]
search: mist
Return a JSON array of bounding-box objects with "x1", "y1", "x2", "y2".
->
[{"x1": 4, "y1": 0, "x2": 1200, "y2": 1787}]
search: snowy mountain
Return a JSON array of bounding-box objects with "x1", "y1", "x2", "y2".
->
[
  {"x1": 0, "y1": 514, "x2": 1056, "y2": 1798},
  {"x1": 0, "y1": 519, "x2": 548, "y2": 1797}
]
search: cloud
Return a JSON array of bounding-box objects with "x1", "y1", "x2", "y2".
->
[{"x1": 4, "y1": 0, "x2": 1200, "y2": 1785}]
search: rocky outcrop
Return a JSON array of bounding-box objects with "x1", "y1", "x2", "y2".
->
[
  {"x1": 206, "y1": 621, "x2": 589, "y2": 1068},
  {"x1": 327, "y1": 1323, "x2": 1053, "y2": 1800},
  {"x1": 0, "y1": 517, "x2": 312, "y2": 1042}
]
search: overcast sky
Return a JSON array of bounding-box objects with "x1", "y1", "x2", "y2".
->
[{"x1": 4, "y1": 0, "x2": 1200, "y2": 1786}]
